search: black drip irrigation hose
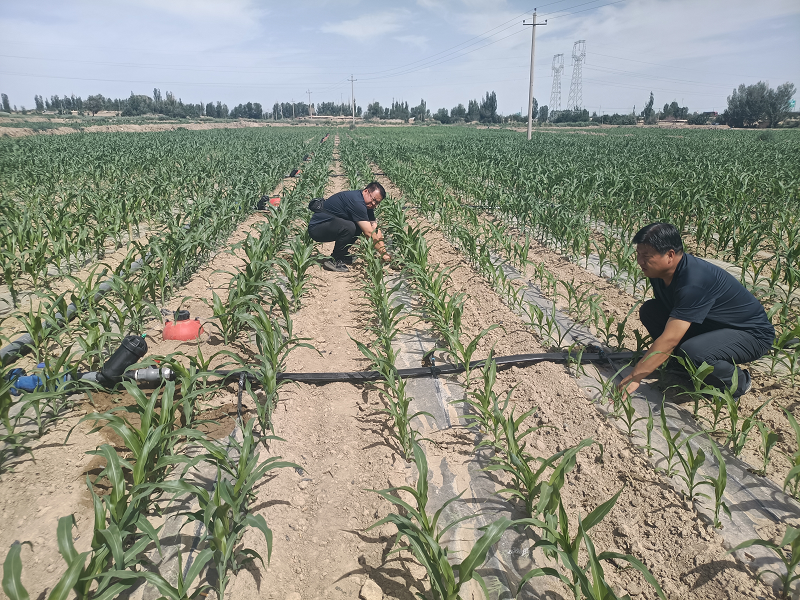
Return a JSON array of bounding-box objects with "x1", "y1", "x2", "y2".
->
[{"x1": 212, "y1": 349, "x2": 638, "y2": 386}]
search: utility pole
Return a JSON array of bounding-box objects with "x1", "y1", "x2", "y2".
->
[
  {"x1": 349, "y1": 75, "x2": 357, "y2": 127},
  {"x1": 292, "y1": 98, "x2": 295, "y2": 120},
  {"x1": 523, "y1": 11, "x2": 547, "y2": 140},
  {"x1": 306, "y1": 90, "x2": 313, "y2": 118}
]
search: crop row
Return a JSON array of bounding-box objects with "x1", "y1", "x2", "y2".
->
[
  {"x1": 2, "y1": 133, "x2": 335, "y2": 597},
  {"x1": 0, "y1": 129, "x2": 311, "y2": 307},
  {"x1": 338, "y1": 135, "x2": 800, "y2": 596}
]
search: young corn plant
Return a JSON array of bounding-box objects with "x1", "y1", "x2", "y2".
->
[
  {"x1": 519, "y1": 489, "x2": 667, "y2": 600},
  {"x1": 487, "y1": 406, "x2": 597, "y2": 518},
  {"x1": 780, "y1": 408, "x2": 800, "y2": 500},
  {"x1": 241, "y1": 304, "x2": 314, "y2": 436},
  {"x1": 673, "y1": 432, "x2": 713, "y2": 502},
  {"x1": 281, "y1": 234, "x2": 317, "y2": 311},
  {"x1": 730, "y1": 525, "x2": 800, "y2": 598},
  {"x1": 151, "y1": 418, "x2": 297, "y2": 600},
  {"x1": 457, "y1": 354, "x2": 513, "y2": 450},
  {"x1": 755, "y1": 421, "x2": 780, "y2": 477},
  {"x1": 367, "y1": 442, "x2": 516, "y2": 600},
  {"x1": 706, "y1": 442, "x2": 732, "y2": 528}
]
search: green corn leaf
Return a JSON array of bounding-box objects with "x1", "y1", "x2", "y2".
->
[
  {"x1": 2, "y1": 541, "x2": 32, "y2": 600},
  {"x1": 47, "y1": 551, "x2": 88, "y2": 600}
]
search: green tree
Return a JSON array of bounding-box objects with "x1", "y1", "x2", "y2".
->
[
  {"x1": 451, "y1": 103, "x2": 466, "y2": 120},
  {"x1": 433, "y1": 107, "x2": 451, "y2": 124},
  {"x1": 538, "y1": 105, "x2": 549, "y2": 122},
  {"x1": 765, "y1": 82, "x2": 796, "y2": 127},
  {"x1": 366, "y1": 101, "x2": 384, "y2": 119},
  {"x1": 84, "y1": 94, "x2": 104, "y2": 115},
  {"x1": 410, "y1": 99, "x2": 428, "y2": 122},
  {"x1": 641, "y1": 91, "x2": 656, "y2": 124},
  {"x1": 724, "y1": 81, "x2": 769, "y2": 127},
  {"x1": 1, "y1": 93, "x2": 11, "y2": 113},
  {"x1": 479, "y1": 91, "x2": 499, "y2": 123},
  {"x1": 466, "y1": 99, "x2": 480, "y2": 122}
]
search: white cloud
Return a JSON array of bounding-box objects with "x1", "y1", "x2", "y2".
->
[
  {"x1": 394, "y1": 34, "x2": 428, "y2": 49},
  {"x1": 321, "y1": 11, "x2": 407, "y2": 40}
]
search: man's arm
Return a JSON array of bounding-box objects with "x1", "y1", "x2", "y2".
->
[
  {"x1": 356, "y1": 221, "x2": 391, "y2": 260},
  {"x1": 617, "y1": 317, "x2": 691, "y2": 396},
  {"x1": 356, "y1": 220, "x2": 377, "y2": 235}
]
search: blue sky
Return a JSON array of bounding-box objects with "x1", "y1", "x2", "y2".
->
[{"x1": 1, "y1": 0, "x2": 798, "y2": 115}]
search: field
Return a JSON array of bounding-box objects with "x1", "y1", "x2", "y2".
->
[{"x1": 1, "y1": 125, "x2": 799, "y2": 600}]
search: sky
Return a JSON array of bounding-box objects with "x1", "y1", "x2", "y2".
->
[{"x1": 1, "y1": 0, "x2": 798, "y2": 116}]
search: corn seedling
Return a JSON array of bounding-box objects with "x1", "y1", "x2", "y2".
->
[
  {"x1": 780, "y1": 409, "x2": 800, "y2": 500},
  {"x1": 281, "y1": 234, "x2": 317, "y2": 310},
  {"x1": 706, "y1": 442, "x2": 732, "y2": 528},
  {"x1": 458, "y1": 354, "x2": 513, "y2": 450},
  {"x1": 519, "y1": 489, "x2": 667, "y2": 600},
  {"x1": 653, "y1": 402, "x2": 687, "y2": 477},
  {"x1": 730, "y1": 525, "x2": 800, "y2": 598},
  {"x1": 673, "y1": 356, "x2": 717, "y2": 419},
  {"x1": 368, "y1": 442, "x2": 516, "y2": 600},
  {"x1": 151, "y1": 418, "x2": 298, "y2": 600},
  {"x1": 241, "y1": 304, "x2": 313, "y2": 435},
  {"x1": 487, "y1": 406, "x2": 596, "y2": 517},
  {"x1": 755, "y1": 421, "x2": 780, "y2": 476},
  {"x1": 673, "y1": 432, "x2": 713, "y2": 501}
]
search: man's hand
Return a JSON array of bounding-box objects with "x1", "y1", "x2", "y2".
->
[{"x1": 616, "y1": 317, "x2": 690, "y2": 397}]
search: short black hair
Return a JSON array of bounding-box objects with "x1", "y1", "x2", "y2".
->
[
  {"x1": 632, "y1": 223, "x2": 683, "y2": 254},
  {"x1": 365, "y1": 181, "x2": 386, "y2": 199}
]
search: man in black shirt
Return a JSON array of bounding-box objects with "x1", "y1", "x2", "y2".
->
[
  {"x1": 308, "y1": 182, "x2": 389, "y2": 272},
  {"x1": 618, "y1": 223, "x2": 774, "y2": 399}
]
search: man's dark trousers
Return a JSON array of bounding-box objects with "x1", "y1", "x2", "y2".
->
[
  {"x1": 639, "y1": 299, "x2": 770, "y2": 396},
  {"x1": 308, "y1": 217, "x2": 359, "y2": 261}
]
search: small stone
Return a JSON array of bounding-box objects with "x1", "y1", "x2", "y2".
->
[
  {"x1": 627, "y1": 583, "x2": 642, "y2": 596},
  {"x1": 359, "y1": 579, "x2": 383, "y2": 600},
  {"x1": 292, "y1": 496, "x2": 306, "y2": 508},
  {"x1": 615, "y1": 525, "x2": 632, "y2": 538},
  {"x1": 298, "y1": 480, "x2": 309, "y2": 490}
]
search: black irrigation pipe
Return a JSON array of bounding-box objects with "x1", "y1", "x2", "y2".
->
[{"x1": 212, "y1": 350, "x2": 639, "y2": 386}]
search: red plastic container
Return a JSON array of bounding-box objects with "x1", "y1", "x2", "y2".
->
[
  {"x1": 163, "y1": 318, "x2": 203, "y2": 341},
  {"x1": 269, "y1": 197, "x2": 280, "y2": 207}
]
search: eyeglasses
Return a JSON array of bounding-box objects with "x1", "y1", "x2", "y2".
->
[{"x1": 366, "y1": 190, "x2": 382, "y2": 203}]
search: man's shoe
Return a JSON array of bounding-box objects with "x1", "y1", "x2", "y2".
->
[
  {"x1": 734, "y1": 369, "x2": 752, "y2": 399},
  {"x1": 339, "y1": 255, "x2": 354, "y2": 265},
  {"x1": 322, "y1": 259, "x2": 349, "y2": 272}
]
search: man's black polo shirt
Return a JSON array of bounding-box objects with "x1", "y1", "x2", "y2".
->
[
  {"x1": 309, "y1": 190, "x2": 375, "y2": 227},
  {"x1": 651, "y1": 253, "x2": 774, "y2": 344}
]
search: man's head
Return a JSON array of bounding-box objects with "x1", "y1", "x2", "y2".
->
[
  {"x1": 362, "y1": 181, "x2": 386, "y2": 209},
  {"x1": 632, "y1": 223, "x2": 684, "y2": 279}
]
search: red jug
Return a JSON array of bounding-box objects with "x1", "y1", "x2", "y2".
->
[{"x1": 163, "y1": 318, "x2": 203, "y2": 341}]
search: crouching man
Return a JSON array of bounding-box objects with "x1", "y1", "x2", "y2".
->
[
  {"x1": 307, "y1": 182, "x2": 390, "y2": 272},
  {"x1": 618, "y1": 223, "x2": 774, "y2": 400}
]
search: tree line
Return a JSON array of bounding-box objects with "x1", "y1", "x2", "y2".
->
[{"x1": 1, "y1": 80, "x2": 793, "y2": 127}]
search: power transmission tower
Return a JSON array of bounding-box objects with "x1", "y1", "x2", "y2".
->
[
  {"x1": 349, "y1": 75, "x2": 357, "y2": 126},
  {"x1": 306, "y1": 90, "x2": 313, "y2": 118},
  {"x1": 549, "y1": 54, "x2": 564, "y2": 119},
  {"x1": 523, "y1": 11, "x2": 547, "y2": 140},
  {"x1": 566, "y1": 40, "x2": 586, "y2": 111}
]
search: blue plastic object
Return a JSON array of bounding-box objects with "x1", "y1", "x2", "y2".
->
[{"x1": 7, "y1": 363, "x2": 68, "y2": 395}]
